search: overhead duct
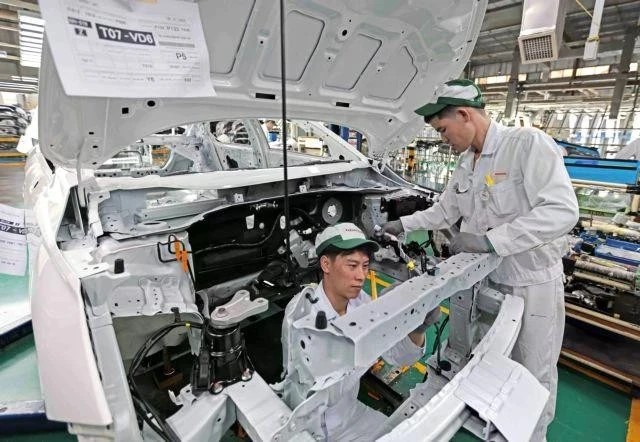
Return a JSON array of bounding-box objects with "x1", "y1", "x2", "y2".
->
[{"x1": 518, "y1": 0, "x2": 567, "y2": 64}]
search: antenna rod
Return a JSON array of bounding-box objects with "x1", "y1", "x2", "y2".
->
[{"x1": 279, "y1": 0, "x2": 293, "y2": 280}]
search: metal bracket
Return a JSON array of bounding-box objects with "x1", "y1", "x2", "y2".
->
[{"x1": 210, "y1": 290, "x2": 268, "y2": 327}]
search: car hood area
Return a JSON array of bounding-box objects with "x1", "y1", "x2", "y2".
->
[{"x1": 38, "y1": 0, "x2": 486, "y2": 169}]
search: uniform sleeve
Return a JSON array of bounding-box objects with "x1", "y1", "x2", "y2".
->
[
  {"x1": 382, "y1": 336, "x2": 425, "y2": 367},
  {"x1": 399, "y1": 173, "x2": 461, "y2": 232},
  {"x1": 615, "y1": 138, "x2": 640, "y2": 159},
  {"x1": 486, "y1": 130, "x2": 579, "y2": 256}
]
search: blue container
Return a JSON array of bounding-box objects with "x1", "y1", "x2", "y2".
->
[
  {"x1": 605, "y1": 237, "x2": 640, "y2": 252},
  {"x1": 564, "y1": 157, "x2": 640, "y2": 186},
  {"x1": 594, "y1": 244, "x2": 640, "y2": 267},
  {"x1": 268, "y1": 132, "x2": 278, "y2": 142}
]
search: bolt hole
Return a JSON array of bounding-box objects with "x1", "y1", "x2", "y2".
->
[
  {"x1": 349, "y1": 321, "x2": 356, "y2": 326},
  {"x1": 341, "y1": 29, "x2": 348, "y2": 37},
  {"x1": 121, "y1": 107, "x2": 129, "y2": 115},
  {"x1": 146, "y1": 100, "x2": 156, "y2": 107}
]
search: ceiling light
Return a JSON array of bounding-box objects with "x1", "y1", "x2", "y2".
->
[
  {"x1": 0, "y1": 82, "x2": 38, "y2": 90},
  {"x1": 21, "y1": 47, "x2": 41, "y2": 54},
  {"x1": 20, "y1": 36, "x2": 43, "y2": 45},
  {"x1": 19, "y1": 23, "x2": 44, "y2": 34},
  {"x1": 18, "y1": 11, "x2": 44, "y2": 68},
  {"x1": 21, "y1": 30, "x2": 43, "y2": 39},
  {"x1": 18, "y1": 14, "x2": 44, "y2": 27},
  {"x1": 20, "y1": 43, "x2": 42, "y2": 51}
]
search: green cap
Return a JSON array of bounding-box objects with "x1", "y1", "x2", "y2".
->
[
  {"x1": 414, "y1": 79, "x2": 484, "y2": 119},
  {"x1": 315, "y1": 222, "x2": 379, "y2": 256}
]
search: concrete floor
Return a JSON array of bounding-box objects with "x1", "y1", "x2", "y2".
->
[
  {"x1": 0, "y1": 166, "x2": 25, "y2": 208},
  {"x1": 0, "y1": 161, "x2": 636, "y2": 441}
]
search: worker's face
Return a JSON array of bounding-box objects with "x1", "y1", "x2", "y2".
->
[
  {"x1": 266, "y1": 121, "x2": 275, "y2": 131},
  {"x1": 321, "y1": 250, "x2": 370, "y2": 301},
  {"x1": 430, "y1": 110, "x2": 474, "y2": 154}
]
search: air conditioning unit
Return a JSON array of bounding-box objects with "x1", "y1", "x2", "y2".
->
[{"x1": 518, "y1": 0, "x2": 567, "y2": 64}]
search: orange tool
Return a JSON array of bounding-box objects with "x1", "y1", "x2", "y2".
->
[{"x1": 173, "y1": 241, "x2": 189, "y2": 272}]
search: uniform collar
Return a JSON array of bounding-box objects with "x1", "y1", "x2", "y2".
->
[
  {"x1": 458, "y1": 120, "x2": 501, "y2": 169},
  {"x1": 478, "y1": 120, "x2": 500, "y2": 156},
  {"x1": 315, "y1": 280, "x2": 359, "y2": 321}
]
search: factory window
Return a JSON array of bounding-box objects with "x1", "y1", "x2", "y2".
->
[
  {"x1": 575, "y1": 65, "x2": 609, "y2": 76},
  {"x1": 630, "y1": 62, "x2": 638, "y2": 72},
  {"x1": 475, "y1": 75, "x2": 510, "y2": 85},
  {"x1": 486, "y1": 75, "x2": 509, "y2": 84},
  {"x1": 549, "y1": 69, "x2": 573, "y2": 79}
]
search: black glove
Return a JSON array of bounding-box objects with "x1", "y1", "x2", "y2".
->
[
  {"x1": 449, "y1": 232, "x2": 494, "y2": 254},
  {"x1": 381, "y1": 220, "x2": 404, "y2": 236}
]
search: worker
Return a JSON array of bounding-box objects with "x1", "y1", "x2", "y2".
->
[
  {"x1": 381, "y1": 79, "x2": 579, "y2": 441},
  {"x1": 261, "y1": 119, "x2": 277, "y2": 141},
  {"x1": 280, "y1": 223, "x2": 438, "y2": 441},
  {"x1": 614, "y1": 137, "x2": 640, "y2": 159}
]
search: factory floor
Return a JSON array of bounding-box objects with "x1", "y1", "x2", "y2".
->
[{"x1": 0, "y1": 161, "x2": 637, "y2": 441}]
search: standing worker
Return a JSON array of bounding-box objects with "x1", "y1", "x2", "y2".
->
[{"x1": 382, "y1": 79, "x2": 579, "y2": 441}]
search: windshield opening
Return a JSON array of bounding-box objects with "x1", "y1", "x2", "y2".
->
[{"x1": 95, "y1": 119, "x2": 366, "y2": 177}]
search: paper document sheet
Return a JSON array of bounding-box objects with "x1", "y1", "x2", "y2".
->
[
  {"x1": 0, "y1": 204, "x2": 26, "y2": 276},
  {"x1": 40, "y1": 0, "x2": 215, "y2": 98}
]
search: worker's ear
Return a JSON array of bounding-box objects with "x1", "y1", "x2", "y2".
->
[
  {"x1": 320, "y1": 255, "x2": 331, "y2": 273},
  {"x1": 456, "y1": 107, "x2": 472, "y2": 123}
]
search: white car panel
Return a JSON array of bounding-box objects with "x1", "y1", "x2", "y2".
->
[{"x1": 38, "y1": 0, "x2": 486, "y2": 168}]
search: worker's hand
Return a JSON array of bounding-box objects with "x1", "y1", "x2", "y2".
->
[
  {"x1": 423, "y1": 306, "x2": 441, "y2": 327},
  {"x1": 449, "y1": 232, "x2": 493, "y2": 254},
  {"x1": 381, "y1": 220, "x2": 404, "y2": 237},
  {"x1": 412, "y1": 306, "x2": 441, "y2": 335}
]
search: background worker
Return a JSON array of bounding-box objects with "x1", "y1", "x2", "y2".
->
[
  {"x1": 261, "y1": 119, "x2": 277, "y2": 140},
  {"x1": 382, "y1": 79, "x2": 579, "y2": 441}
]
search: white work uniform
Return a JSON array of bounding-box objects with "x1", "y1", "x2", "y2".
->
[
  {"x1": 281, "y1": 281, "x2": 424, "y2": 441},
  {"x1": 615, "y1": 138, "x2": 640, "y2": 159},
  {"x1": 400, "y1": 121, "x2": 579, "y2": 441}
]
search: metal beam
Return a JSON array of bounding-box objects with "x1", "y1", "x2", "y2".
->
[
  {"x1": 0, "y1": 41, "x2": 19, "y2": 49},
  {"x1": 504, "y1": 46, "x2": 521, "y2": 119},
  {"x1": 0, "y1": 23, "x2": 18, "y2": 32},
  {"x1": 609, "y1": 22, "x2": 639, "y2": 118},
  {"x1": 0, "y1": 9, "x2": 17, "y2": 22},
  {"x1": 0, "y1": 60, "x2": 35, "y2": 76},
  {"x1": 0, "y1": 1, "x2": 39, "y2": 12}
]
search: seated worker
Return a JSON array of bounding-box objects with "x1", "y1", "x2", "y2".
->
[{"x1": 280, "y1": 222, "x2": 439, "y2": 441}]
